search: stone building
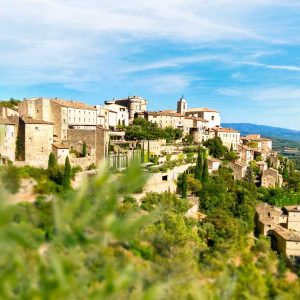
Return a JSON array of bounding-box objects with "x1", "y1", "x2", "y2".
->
[
  {"x1": 95, "y1": 105, "x2": 118, "y2": 129},
  {"x1": 177, "y1": 97, "x2": 188, "y2": 115},
  {"x1": 103, "y1": 103, "x2": 129, "y2": 127},
  {"x1": 241, "y1": 134, "x2": 273, "y2": 153},
  {"x1": 19, "y1": 98, "x2": 97, "y2": 142},
  {"x1": 0, "y1": 117, "x2": 17, "y2": 163},
  {"x1": 261, "y1": 168, "x2": 283, "y2": 188},
  {"x1": 228, "y1": 161, "x2": 247, "y2": 180},
  {"x1": 52, "y1": 144, "x2": 70, "y2": 165},
  {"x1": 256, "y1": 203, "x2": 300, "y2": 266},
  {"x1": 186, "y1": 107, "x2": 221, "y2": 128},
  {"x1": 237, "y1": 145, "x2": 255, "y2": 165},
  {"x1": 18, "y1": 116, "x2": 54, "y2": 167},
  {"x1": 209, "y1": 127, "x2": 240, "y2": 150},
  {"x1": 282, "y1": 206, "x2": 300, "y2": 232},
  {"x1": 105, "y1": 96, "x2": 147, "y2": 122},
  {"x1": 207, "y1": 157, "x2": 221, "y2": 173},
  {"x1": 67, "y1": 126, "x2": 109, "y2": 163},
  {"x1": 0, "y1": 107, "x2": 19, "y2": 118}
]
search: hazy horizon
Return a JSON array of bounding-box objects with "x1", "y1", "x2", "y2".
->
[{"x1": 1, "y1": 1, "x2": 300, "y2": 130}]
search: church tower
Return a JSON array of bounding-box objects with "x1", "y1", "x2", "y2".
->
[{"x1": 177, "y1": 96, "x2": 187, "y2": 115}]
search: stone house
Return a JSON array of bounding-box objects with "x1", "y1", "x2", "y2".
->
[
  {"x1": 209, "y1": 127, "x2": 240, "y2": 150},
  {"x1": 19, "y1": 97, "x2": 97, "y2": 142},
  {"x1": 0, "y1": 117, "x2": 17, "y2": 163},
  {"x1": 18, "y1": 116, "x2": 54, "y2": 168},
  {"x1": 95, "y1": 105, "x2": 118, "y2": 129},
  {"x1": 207, "y1": 157, "x2": 221, "y2": 173},
  {"x1": 52, "y1": 144, "x2": 70, "y2": 165},
  {"x1": 282, "y1": 206, "x2": 300, "y2": 232},
  {"x1": 256, "y1": 203, "x2": 300, "y2": 266},
  {"x1": 103, "y1": 103, "x2": 129, "y2": 127},
  {"x1": 261, "y1": 168, "x2": 283, "y2": 188},
  {"x1": 105, "y1": 96, "x2": 147, "y2": 123},
  {"x1": 237, "y1": 145, "x2": 255, "y2": 164},
  {"x1": 186, "y1": 107, "x2": 221, "y2": 128},
  {"x1": 228, "y1": 161, "x2": 247, "y2": 180}
]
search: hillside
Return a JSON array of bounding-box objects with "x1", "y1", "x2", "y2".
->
[{"x1": 222, "y1": 123, "x2": 300, "y2": 141}]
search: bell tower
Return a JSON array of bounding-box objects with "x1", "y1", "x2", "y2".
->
[{"x1": 177, "y1": 96, "x2": 187, "y2": 115}]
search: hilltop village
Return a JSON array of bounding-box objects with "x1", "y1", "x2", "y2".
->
[
  {"x1": 0, "y1": 95, "x2": 299, "y2": 269},
  {"x1": 0, "y1": 95, "x2": 281, "y2": 187}
]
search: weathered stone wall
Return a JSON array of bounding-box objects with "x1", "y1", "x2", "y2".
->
[
  {"x1": 67, "y1": 127, "x2": 109, "y2": 163},
  {"x1": 0, "y1": 124, "x2": 16, "y2": 162},
  {"x1": 24, "y1": 122, "x2": 54, "y2": 167}
]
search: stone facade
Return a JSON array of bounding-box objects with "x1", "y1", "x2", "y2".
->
[
  {"x1": 106, "y1": 96, "x2": 147, "y2": 122},
  {"x1": 18, "y1": 117, "x2": 54, "y2": 168},
  {"x1": 103, "y1": 103, "x2": 129, "y2": 127},
  {"x1": 210, "y1": 127, "x2": 240, "y2": 150},
  {"x1": 228, "y1": 161, "x2": 247, "y2": 180},
  {"x1": 256, "y1": 203, "x2": 300, "y2": 266},
  {"x1": 19, "y1": 98, "x2": 97, "y2": 142},
  {"x1": 52, "y1": 144, "x2": 70, "y2": 165},
  {"x1": 0, "y1": 117, "x2": 17, "y2": 163},
  {"x1": 0, "y1": 107, "x2": 19, "y2": 118},
  {"x1": 67, "y1": 126, "x2": 109, "y2": 164},
  {"x1": 186, "y1": 107, "x2": 221, "y2": 128},
  {"x1": 261, "y1": 168, "x2": 283, "y2": 188}
]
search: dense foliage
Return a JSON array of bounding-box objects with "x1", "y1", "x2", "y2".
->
[
  {"x1": 0, "y1": 98, "x2": 21, "y2": 109},
  {"x1": 1, "y1": 162, "x2": 300, "y2": 299},
  {"x1": 125, "y1": 118, "x2": 183, "y2": 142}
]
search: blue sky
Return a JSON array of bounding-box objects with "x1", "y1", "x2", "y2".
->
[{"x1": 1, "y1": 0, "x2": 300, "y2": 129}]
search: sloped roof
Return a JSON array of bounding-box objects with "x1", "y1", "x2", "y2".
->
[
  {"x1": 0, "y1": 117, "x2": 16, "y2": 125},
  {"x1": 20, "y1": 116, "x2": 53, "y2": 125},
  {"x1": 187, "y1": 107, "x2": 219, "y2": 113},
  {"x1": 52, "y1": 99, "x2": 96, "y2": 111}
]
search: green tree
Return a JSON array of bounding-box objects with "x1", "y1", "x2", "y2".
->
[
  {"x1": 195, "y1": 148, "x2": 203, "y2": 181},
  {"x1": 62, "y1": 156, "x2": 71, "y2": 189},
  {"x1": 181, "y1": 172, "x2": 188, "y2": 199},
  {"x1": 224, "y1": 151, "x2": 238, "y2": 162},
  {"x1": 244, "y1": 165, "x2": 255, "y2": 184},
  {"x1": 203, "y1": 137, "x2": 226, "y2": 158},
  {"x1": 82, "y1": 142, "x2": 87, "y2": 157},
  {"x1": 48, "y1": 153, "x2": 57, "y2": 170},
  {"x1": 202, "y1": 158, "x2": 209, "y2": 183}
]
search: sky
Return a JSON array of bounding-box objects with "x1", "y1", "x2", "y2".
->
[{"x1": 1, "y1": 0, "x2": 300, "y2": 129}]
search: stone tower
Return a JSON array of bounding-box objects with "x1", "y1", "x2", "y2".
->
[{"x1": 177, "y1": 96, "x2": 187, "y2": 115}]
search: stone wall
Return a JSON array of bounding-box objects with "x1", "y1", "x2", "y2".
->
[
  {"x1": 67, "y1": 127, "x2": 109, "y2": 163},
  {"x1": 23, "y1": 122, "x2": 54, "y2": 167}
]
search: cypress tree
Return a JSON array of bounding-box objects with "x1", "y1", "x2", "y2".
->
[
  {"x1": 202, "y1": 158, "x2": 209, "y2": 183},
  {"x1": 182, "y1": 172, "x2": 188, "y2": 199},
  {"x1": 195, "y1": 148, "x2": 203, "y2": 181},
  {"x1": 62, "y1": 156, "x2": 71, "y2": 189},
  {"x1": 147, "y1": 140, "x2": 150, "y2": 163},
  {"x1": 82, "y1": 142, "x2": 87, "y2": 157},
  {"x1": 141, "y1": 142, "x2": 145, "y2": 163},
  {"x1": 48, "y1": 152, "x2": 57, "y2": 170}
]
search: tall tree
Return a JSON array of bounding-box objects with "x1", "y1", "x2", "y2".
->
[
  {"x1": 202, "y1": 159, "x2": 209, "y2": 183},
  {"x1": 195, "y1": 148, "x2": 203, "y2": 181},
  {"x1": 82, "y1": 143, "x2": 87, "y2": 157},
  {"x1": 181, "y1": 172, "x2": 188, "y2": 199},
  {"x1": 244, "y1": 165, "x2": 255, "y2": 184},
  {"x1": 48, "y1": 153, "x2": 57, "y2": 170},
  {"x1": 62, "y1": 156, "x2": 71, "y2": 189}
]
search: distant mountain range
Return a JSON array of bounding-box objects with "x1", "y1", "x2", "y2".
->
[{"x1": 221, "y1": 123, "x2": 300, "y2": 142}]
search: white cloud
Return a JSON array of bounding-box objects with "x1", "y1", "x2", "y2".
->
[
  {"x1": 0, "y1": 0, "x2": 300, "y2": 89},
  {"x1": 240, "y1": 62, "x2": 300, "y2": 72}
]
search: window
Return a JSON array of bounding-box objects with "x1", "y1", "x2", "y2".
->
[{"x1": 212, "y1": 116, "x2": 215, "y2": 120}]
